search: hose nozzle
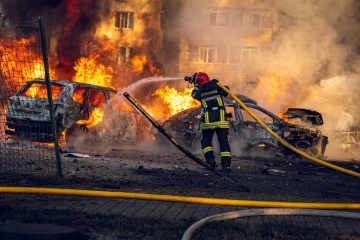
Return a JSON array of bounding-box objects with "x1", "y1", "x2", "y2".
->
[{"x1": 184, "y1": 72, "x2": 197, "y2": 84}]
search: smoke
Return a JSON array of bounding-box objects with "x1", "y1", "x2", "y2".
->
[
  {"x1": 251, "y1": 0, "x2": 360, "y2": 107},
  {"x1": 2, "y1": 0, "x2": 360, "y2": 159},
  {"x1": 261, "y1": 0, "x2": 360, "y2": 159}
]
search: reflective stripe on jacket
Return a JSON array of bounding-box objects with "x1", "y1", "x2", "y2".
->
[{"x1": 191, "y1": 80, "x2": 229, "y2": 129}]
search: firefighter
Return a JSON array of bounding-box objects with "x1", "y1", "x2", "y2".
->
[{"x1": 189, "y1": 72, "x2": 232, "y2": 173}]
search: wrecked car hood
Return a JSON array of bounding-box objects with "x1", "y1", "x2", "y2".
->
[{"x1": 283, "y1": 108, "x2": 324, "y2": 125}]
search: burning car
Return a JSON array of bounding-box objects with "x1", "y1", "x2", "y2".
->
[
  {"x1": 5, "y1": 79, "x2": 147, "y2": 144},
  {"x1": 153, "y1": 95, "x2": 329, "y2": 158}
]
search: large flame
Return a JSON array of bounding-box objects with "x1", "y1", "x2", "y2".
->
[
  {"x1": 256, "y1": 74, "x2": 289, "y2": 104},
  {"x1": 153, "y1": 86, "x2": 200, "y2": 117},
  {"x1": 0, "y1": 36, "x2": 56, "y2": 85},
  {"x1": 76, "y1": 108, "x2": 104, "y2": 128},
  {"x1": 73, "y1": 53, "x2": 114, "y2": 88}
]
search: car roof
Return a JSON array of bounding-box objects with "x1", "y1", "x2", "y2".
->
[
  {"x1": 25, "y1": 79, "x2": 118, "y2": 93},
  {"x1": 224, "y1": 94, "x2": 257, "y2": 105}
]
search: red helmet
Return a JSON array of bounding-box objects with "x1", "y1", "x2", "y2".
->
[{"x1": 195, "y1": 72, "x2": 210, "y2": 87}]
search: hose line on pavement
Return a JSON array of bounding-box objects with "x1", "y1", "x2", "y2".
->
[
  {"x1": 181, "y1": 208, "x2": 360, "y2": 240},
  {"x1": 1, "y1": 186, "x2": 360, "y2": 210},
  {"x1": 217, "y1": 82, "x2": 360, "y2": 178}
]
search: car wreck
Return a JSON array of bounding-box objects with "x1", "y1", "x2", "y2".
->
[
  {"x1": 335, "y1": 127, "x2": 360, "y2": 152},
  {"x1": 5, "y1": 79, "x2": 147, "y2": 144},
  {"x1": 153, "y1": 95, "x2": 329, "y2": 158}
]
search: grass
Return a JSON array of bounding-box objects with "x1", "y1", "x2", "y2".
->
[{"x1": 0, "y1": 203, "x2": 356, "y2": 240}]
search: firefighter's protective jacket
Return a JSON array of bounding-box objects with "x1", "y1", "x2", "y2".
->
[{"x1": 191, "y1": 79, "x2": 229, "y2": 130}]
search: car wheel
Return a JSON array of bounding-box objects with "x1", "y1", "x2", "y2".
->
[{"x1": 293, "y1": 140, "x2": 311, "y2": 149}]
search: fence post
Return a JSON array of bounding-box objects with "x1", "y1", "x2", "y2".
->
[{"x1": 38, "y1": 16, "x2": 63, "y2": 177}]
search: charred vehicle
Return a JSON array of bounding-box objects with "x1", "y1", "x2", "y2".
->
[
  {"x1": 335, "y1": 127, "x2": 360, "y2": 152},
  {"x1": 153, "y1": 95, "x2": 328, "y2": 158},
  {"x1": 5, "y1": 79, "x2": 147, "y2": 144}
]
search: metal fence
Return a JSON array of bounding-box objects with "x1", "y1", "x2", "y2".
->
[{"x1": 0, "y1": 18, "x2": 61, "y2": 177}]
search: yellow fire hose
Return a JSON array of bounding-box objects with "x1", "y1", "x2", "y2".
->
[
  {"x1": 217, "y1": 82, "x2": 360, "y2": 178},
  {"x1": 0, "y1": 82, "x2": 359, "y2": 213},
  {"x1": 1, "y1": 187, "x2": 360, "y2": 209}
]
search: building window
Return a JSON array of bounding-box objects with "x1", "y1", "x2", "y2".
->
[
  {"x1": 116, "y1": 0, "x2": 127, "y2": 2},
  {"x1": 115, "y1": 11, "x2": 134, "y2": 29},
  {"x1": 233, "y1": 9, "x2": 272, "y2": 29},
  {"x1": 186, "y1": 45, "x2": 198, "y2": 62},
  {"x1": 232, "y1": 10, "x2": 243, "y2": 28},
  {"x1": 186, "y1": 45, "x2": 224, "y2": 64},
  {"x1": 229, "y1": 46, "x2": 259, "y2": 64},
  {"x1": 186, "y1": 45, "x2": 260, "y2": 64},
  {"x1": 199, "y1": 46, "x2": 216, "y2": 63},
  {"x1": 208, "y1": 10, "x2": 229, "y2": 27},
  {"x1": 241, "y1": 46, "x2": 259, "y2": 64},
  {"x1": 116, "y1": 47, "x2": 133, "y2": 64}
]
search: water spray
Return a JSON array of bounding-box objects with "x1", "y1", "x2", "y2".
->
[{"x1": 121, "y1": 76, "x2": 184, "y2": 94}]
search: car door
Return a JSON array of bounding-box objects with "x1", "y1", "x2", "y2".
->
[{"x1": 238, "y1": 104, "x2": 283, "y2": 148}]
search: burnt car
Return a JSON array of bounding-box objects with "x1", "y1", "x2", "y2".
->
[
  {"x1": 334, "y1": 127, "x2": 360, "y2": 153},
  {"x1": 5, "y1": 79, "x2": 147, "y2": 144},
  {"x1": 153, "y1": 95, "x2": 328, "y2": 158}
]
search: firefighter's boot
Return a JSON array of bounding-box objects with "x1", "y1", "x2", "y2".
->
[
  {"x1": 221, "y1": 156, "x2": 232, "y2": 173},
  {"x1": 205, "y1": 153, "x2": 216, "y2": 168}
]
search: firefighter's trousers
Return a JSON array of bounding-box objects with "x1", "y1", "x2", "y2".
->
[{"x1": 201, "y1": 128, "x2": 231, "y2": 167}]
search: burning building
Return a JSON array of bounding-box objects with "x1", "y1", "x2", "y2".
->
[{"x1": 1, "y1": 0, "x2": 360, "y2": 159}]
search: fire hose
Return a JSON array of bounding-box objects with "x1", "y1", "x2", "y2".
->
[
  {"x1": 181, "y1": 208, "x2": 360, "y2": 240},
  {"x1": 123, "y1": 92, "x2": 250, "y2": 192},
  {"x1": 216, "y1": 82, "x2": 360, "y2": 178}
]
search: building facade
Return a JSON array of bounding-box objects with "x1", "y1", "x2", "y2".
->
[{"x1": 177, "y1": 0, "x2": 274, "y2": 85}]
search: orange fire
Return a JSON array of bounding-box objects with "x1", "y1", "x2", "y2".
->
[
  {"x1": 19, "y1": 84, "x2": 63, "y2": 100},
  {"x1": 256, "y1": 74, "x2": 289, "y2": 104},
  {"x1": 73, "y1": 53, "x2": 114, "y2": 88},
  {"x1": 131, "y1": 55, "x2": 147, "y2": 72},
  {"x1": 0, "y1": 36, "x2": 56, "y2": 86},
  {"x1": 153, "y1": 86, "x2": 200, "y2": 117},
  {"x1": 76, "y1": 108, "x2": 104, "y2": 128}
]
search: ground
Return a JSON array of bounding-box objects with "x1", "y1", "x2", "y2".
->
[
  {"x1": 1, "y1": 140, "x2": 360, "y2": 239},
  {"x1": 54, "y1": 140, "x2": 360, "y2": 203},
  {"x1": 3, "y1": 138, "x2": 360, "y2": 204}
]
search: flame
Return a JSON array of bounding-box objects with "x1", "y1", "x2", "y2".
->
[
  {"x1": 0, "y1": 36, "x2": 56, "y2": 86},
  {"x1": 131, "y1": 55, "x2": 147, "y2": 72},
  {"x1": 256, "y1": 74, "x2": 289, "y2": 104},
  {"x1": 73, "y1": 53, "x2": 114, "y2": 88},
  {"x1": 20, "y1": 84, "x2": 63, "y2": 100},
  {"x1": 76, "y1": 108, "x2": 104, "y2": 128},
  {"x1": 153, "y1": 86, "x2": 200, "y2": 117}
]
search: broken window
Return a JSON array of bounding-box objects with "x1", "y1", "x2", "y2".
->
[
  {"x1": 208, "y1": 10, "x2": 229, "y2": 27},
  {"x1": 117, "y1": 47, "x2": 133, "y2": 64},
  {"x1": 241, "y1": 107, "x2": 274, "y2": 124},
  {"x1": 88, "y1": 90, "x2": 106, "y2": 108},
  {"x1": 115, "y1": 11, "x2": 134, "y2": 29},
  {"x1": 73, "y1": 87, "x2": 85, "y2": 104},
  {"x1": 19, "y1": 83, "x2": 62, "y2": 100}
]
